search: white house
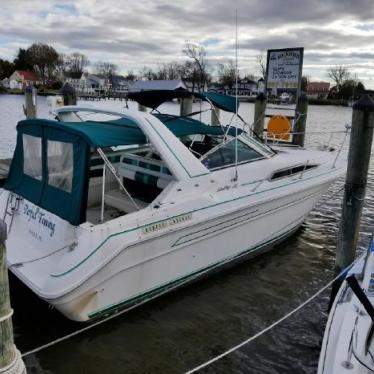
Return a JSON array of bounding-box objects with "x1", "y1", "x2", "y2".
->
[{"x1": 128, "y1": 79, "x2": 187, "y2": 93}]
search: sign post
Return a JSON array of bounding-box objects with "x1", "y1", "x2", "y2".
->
[
  {"x1": 265, "y1": 47, "x2": 304, "y2": 100},
  {"x1": 264, "y1": 47, "x2": 305, "y2": 144}
]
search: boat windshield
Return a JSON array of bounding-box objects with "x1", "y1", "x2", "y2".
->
[{"x1": 200, "y1": 137, "x2": 264, "y2": 170}]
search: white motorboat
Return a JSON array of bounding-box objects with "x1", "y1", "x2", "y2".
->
[
  {"x1": 0, "y1": 91, "x2": 346, "y2": 321},
  {"x1": 318, "y1": 238, "x2": 374, "y2": 374}
]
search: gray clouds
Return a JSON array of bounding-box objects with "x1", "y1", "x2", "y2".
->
[{"x1": 0, "y1": 0, "x2": 374, "y2": 86}]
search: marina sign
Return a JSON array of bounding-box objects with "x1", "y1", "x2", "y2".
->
[{"x1": 265, "y1": 47, "x2": 304, "y2": 94}]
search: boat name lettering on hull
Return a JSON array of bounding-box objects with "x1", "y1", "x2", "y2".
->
[
  {"x1": 23, "y1": 203, "x2": 56, "y2": 237},
  {"x1": 142, "y1": 213, "x2": 192, "y2": 234}
]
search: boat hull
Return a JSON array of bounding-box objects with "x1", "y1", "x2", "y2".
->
[{"x1": 47, "y1": 183, "x2": 329, "y2": 321}]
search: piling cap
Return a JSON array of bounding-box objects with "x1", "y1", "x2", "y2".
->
[
  {"x1": 353, "y1": 94, "x2": 374, "y2": 112},
  {"x1": 60, "y1": 82, "x2": 76, "y2": 95},
  {"x1": 256, "y1": 92, "x2": 267, "y2": 101},
  {"x1": 0, "y1": 220, "x2": 7, "y2": 241},
  {"x1": 25, "y1": 85, "x2": 34, "y2": 93},
  {"x1": 297, "y1": 92, "x2": 308, "y2": 103}
]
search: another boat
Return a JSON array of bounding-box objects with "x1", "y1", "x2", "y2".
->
[
  {"x1": 318, "y1": 238, "x2": 374, "y2": 374},
  {"x1": 0, "y1": 91, "x2": 345, "y2": 321}
]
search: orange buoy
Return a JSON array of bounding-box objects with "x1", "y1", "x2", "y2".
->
[{"x1": 267, "y1": 115, "x2": 291, "y2": 141}]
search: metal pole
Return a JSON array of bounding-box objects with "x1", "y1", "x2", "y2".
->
[
  {"x1": 180, "y1": 97, "x2": 193, "y2": 117},
  {"x1": 253, "y1": 93, "x2": 266, "y2": 138},
  {"x1": 0, "y1": 220, "x2": 26, "y2": 373},
  {"x1": 24, "y1": 86, "x2": 37, "y2": 119},
  {"x1": 293, "y1": 93, "x2": 308, "y2": 147},
  {"x1": 100, "y1": 165, "x2": 106, "y2": 223},
  {"x1": 335, "y1": 94, "x2": 374, "y2": 271}
]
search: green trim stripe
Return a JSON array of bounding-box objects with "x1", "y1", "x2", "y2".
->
[
  {"x1": 50, "y1": 168, "x2": 335, "y2": 278},
  {"x1": 88, "y1": 221, "x2": 300, "y2": 319}
]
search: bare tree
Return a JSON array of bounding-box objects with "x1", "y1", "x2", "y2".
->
[
  {"x1": 124, "y1": 70, "x2": 136, "y2": 81},
  {"x1": 66, "y1": 53, "x2": 89, "y2": 74},
  {"x1": 256, "y1": 51, "x2": 267, "y2": 80},
  {"x1": 138, "y1": 66, "x2": 157, "y2": 80},
  {"x1": 183, "y1": 42, "x2": 210, "y2": 91},
  {"x1": 95, "y1": 61, "x2": 117, "y2": 79},
  {"x1": 327, "y1": 65, "x2": 350, "y2": 94},
  {"x1": 218, "y1": 60, "x2": 237, "y2": 88}
]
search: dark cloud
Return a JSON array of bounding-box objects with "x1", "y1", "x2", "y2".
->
[{"x1": 0, "y1": 0, "x2": 374, "y2": 86}]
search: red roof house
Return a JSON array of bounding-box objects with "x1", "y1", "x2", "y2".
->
[{"x1": 9, "y1": 70, "x2": 39, "y2": 88}]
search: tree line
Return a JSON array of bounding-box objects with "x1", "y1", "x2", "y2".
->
[
  {"x1": 0, "y1": 42, "x2": 260, "y2": 91},
  {"x1": 0, "y1": 42, "x2": 366, "y2": 99}
]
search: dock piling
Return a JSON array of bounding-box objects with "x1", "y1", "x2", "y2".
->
[
  {"x1": 335, "y1": 94, "x2": 374, "y2": 271},
  {"x1": 180, "y1": 97, "x2": 193, "y2": 117},
  {"x1": 293, "y1": 94, "x2": 308, "y2": 147},
  {"x1": 211, "y1": 106, "x2": 220, "y2": 126},
  {"x1": 24, "y1": 86, "x2": 37, "y2": 119},
  {"x1": 253, "y1": 93, "x2": 266, "y2": 138},
  {"x1": 60, "y1": 83, "x2": 77, "y2": 106},
  {"x1": 0, "y1": 221, "x2": 25, "y2": 374},
  {"x1": 138, "y1": 104, "x2": 147, "y2": 112}
]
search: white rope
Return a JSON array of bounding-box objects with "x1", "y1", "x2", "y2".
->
[
  {"x1": 8, "y1": 243, "x2": 75, "y2": 268},
  {"x1": 0, "y1": 347, "x2": 25, "y2": 374},
  {"x1": 0, "y1": 308, "x2": 13, "y2": 323},
  {"x1": 185, "y1": 256, "x2": 362, "y2": 374}
]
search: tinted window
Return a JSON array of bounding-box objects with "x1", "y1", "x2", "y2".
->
[{"x1": 202, "y1": 140, "x2": 262, "y2": 170}]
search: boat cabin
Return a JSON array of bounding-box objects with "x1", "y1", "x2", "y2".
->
[{"x1": 4, "y1": 93, "x2": 276, "y2": 227}]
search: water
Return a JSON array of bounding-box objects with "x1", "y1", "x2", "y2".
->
[{"x1": 0, "y1": 94, "x2": 373, "y2": 373}]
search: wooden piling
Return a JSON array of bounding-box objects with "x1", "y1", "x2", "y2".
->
[
  {"x1": 253, "y1": 93, "x2": 266, "y2": 138},
  {"x1": 60, "y1": 83, "x2": 77, "y2": 106},
  {"x1": 138, "y1": 104, "x2": 147, "y2": 112},
  {"x1": 180, "y1": 97, "x2": 193, "y2": 117},
  {"x1": 24, "y1": 86, "x2": 37, "y2": 119},
  {"x1": 0, "y1": 221, "x2": 25, "y2": 373},
  {"x1": 293, "y1": 93, "x2": 308, "y2": 147},
  {"x1": 211, "y1": 107, "x2": 220, "y2": 126},
  {"x1": 335, "y1": 94, "x2": 374, "y2": 271}
]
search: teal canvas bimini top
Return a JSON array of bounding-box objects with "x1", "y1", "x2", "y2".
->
[
  {"x1": 127, "y1": 90, "x2": 239, "y2": 113},
  {"x1": 5, "y1": 116, "x2": 240, "y2": 225}
]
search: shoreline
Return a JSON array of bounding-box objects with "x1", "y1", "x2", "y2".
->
[{"x1": 0, "y1": 90, "x2": 353, "y2": 106}]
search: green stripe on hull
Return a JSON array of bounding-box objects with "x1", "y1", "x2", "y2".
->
[{"x1": 87, "y1": 221, "x2": 301, "y2": 319}]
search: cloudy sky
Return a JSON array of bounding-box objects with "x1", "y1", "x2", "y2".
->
[{"x1": 1, "y1": 0, "x2": 374, "y2": 87}]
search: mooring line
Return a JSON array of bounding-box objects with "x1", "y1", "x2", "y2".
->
[
  {"x1": 20, "y1": 252, "x2": 361, "y2": 367},
  {"x1": 184, "y1": 255, "x2": 362, "y2": 374}
]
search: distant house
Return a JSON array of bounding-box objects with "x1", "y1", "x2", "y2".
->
[
  {"x1": 307, "y1": 81, "x2": 330, "y2": 99},
  {"x1": 9, "y1": 70, "x2": 38, "y2": 88},
  {"x1": 110, "y1": 75, "x2": 131, "y2": 93},
  {"x1": 208, "y1": 79, "x2": 258, "y2": 96},
  {"x1": 129, "y1": 79, "x2": 187, "y2": 93},
  {"x1": 1, "y1": 78, "x2": 9, "y2": 88},
  {"x1": 64, "y1": 73, "x2": 111, "y2": 94},
  {"x1": 64, "y1": 72, "x2": 86, "y2": 92},
  {"x1": 86, "y1": 74, "x2": 111, "y2": 94}
]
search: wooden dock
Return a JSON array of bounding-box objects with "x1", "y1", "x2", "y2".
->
[{"x1": 77, "y1": 92, "x2": 127, "y2": 101}]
